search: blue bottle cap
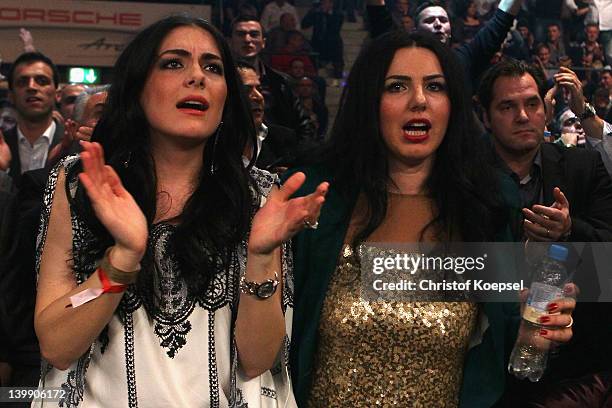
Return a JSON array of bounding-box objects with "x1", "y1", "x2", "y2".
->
[{"x1": 548, "y1": 244, "x2": 568, "y2": 262}]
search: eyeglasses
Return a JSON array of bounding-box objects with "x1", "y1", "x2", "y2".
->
[{"x1": 563, "y1": 117, "x2": 580, "y2": 126}]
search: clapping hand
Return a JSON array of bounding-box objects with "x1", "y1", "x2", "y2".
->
[
  {"x1": 248, "y1": 172, "x2": 328, "y2": 255},
  {"x1": 79, "y1": 142, "x2": 148, "y2": 266},
  {"x1": 523, "y1": 187, "x2": 572, "y2": 241}
]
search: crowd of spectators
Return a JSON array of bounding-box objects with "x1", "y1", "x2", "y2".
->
[
  {"x1": 377, "y1": 0, "x2": 612, "y2": 126},
  {"x1": 1, "y1": 1, "x2": 612, "y2": 405}
]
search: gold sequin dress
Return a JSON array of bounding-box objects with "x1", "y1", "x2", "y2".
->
[{"x1": 308, "y1": 194, "x2": 478, "y2": 408}]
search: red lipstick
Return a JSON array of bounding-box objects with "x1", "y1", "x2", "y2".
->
[{"x1": 402, "y1": 119, "x2": 431, "y2": 143}]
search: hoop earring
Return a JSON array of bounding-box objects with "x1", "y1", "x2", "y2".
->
[
  {"x1": 209, "y1": 121, "x2": 223, "y2": 175},
  {"x1": 123, "y1": 151, "x2": 132, "y2": 169}
]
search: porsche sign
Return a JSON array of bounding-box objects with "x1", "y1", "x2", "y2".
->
[{"x1": 0, "y1": 0, "x2": 211, "y2": 66}]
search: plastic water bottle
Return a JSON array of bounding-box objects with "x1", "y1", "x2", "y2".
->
[{"x1": 508, "y1": 244, "x2": 569, "y2": 382}]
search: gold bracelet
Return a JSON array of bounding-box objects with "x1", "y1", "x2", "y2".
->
[{"x1": 99, "y1": 247, "x2": 140, "y2": 285}]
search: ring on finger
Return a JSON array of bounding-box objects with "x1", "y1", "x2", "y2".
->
[
  {"x1": 304, "y1": 219, "x2": 319, "y2": 230},
  {"x1": 564, "y1": 315, "x2": 573, "y2": 328},
  {"x1": 545, "y1": 228, "x2": 550, "y2": 238}
]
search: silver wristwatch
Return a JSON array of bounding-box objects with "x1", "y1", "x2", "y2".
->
[
  {"x1": 240, "y1": 272, "x2": 279, "y2": 299},
  {"x1": 579, "y1": 103, "x2": 596, "y2": 121}
]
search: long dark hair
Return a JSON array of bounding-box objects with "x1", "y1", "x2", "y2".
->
[
  {"x1": 71, "y1": 15, "x2": 257, "y2": 306},
  {"x1": 317, "y1": 30, "x2": 507, "y2": 243}
]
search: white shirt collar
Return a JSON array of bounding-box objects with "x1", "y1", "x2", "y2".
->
[{"x1": 17, "y1": 120, "x2": 57, "y2": 146}]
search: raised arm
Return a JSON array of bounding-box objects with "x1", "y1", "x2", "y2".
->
[
  {"x1": 236, "y1": 172, "x2": 328, "y2": 377},
  {"x1": 554, "y1": 67, "x2": 606, "y2": 140},
  {"x1": 365, "y1": 0, "x2": 396, "y2": 40},
  {"x1": 456, "y1": 0, "x2": 522, "y2": 88},
  {"x1": 35, "y1": 142, "x2": 147, "y2": 369}
]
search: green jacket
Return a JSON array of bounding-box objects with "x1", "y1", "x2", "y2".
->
[{"x1": 286, "y1": 165, "x2": 522, "y2": 407}]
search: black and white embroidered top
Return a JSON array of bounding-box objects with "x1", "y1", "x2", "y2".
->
[{"x1": 33, "y1": 156, "x2": 295, "y2": 408}]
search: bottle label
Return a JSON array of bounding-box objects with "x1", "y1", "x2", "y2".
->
[{"x1": 523, "y1": 282, "x2": 563, "y2": 324}]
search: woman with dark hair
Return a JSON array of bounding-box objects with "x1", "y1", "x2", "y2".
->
[
  {"x1": 287, "y1": 30, "x2": 574, "y2": 407},
  {"x1": 33, "y1": 15, "x2": 326, "y2": 407}
]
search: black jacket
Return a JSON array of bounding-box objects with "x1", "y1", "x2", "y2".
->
[
  {"x1": 499, "y1": 143, "x2": 612, "y2": 404},
  {"x1": 259, "y1": 62, "x2": 317, "y2": 143},
  {"x1": 255, "y1": 124, "x2": 299, "y2": 170},
  {"x1": 4, "y1": 120, "x2": 65, "y2": 185},
  {"x1": 367, "y1": 6, "x2": 516, "y2": 94}
]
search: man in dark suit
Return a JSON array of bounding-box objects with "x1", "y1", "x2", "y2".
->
[
  {"x1": 2, "y1": 52, "x2": 63, "y2": 185},
  {"x1": 230, "y1": 15, "x2": 316, "y2": 144},
  {"x1": 236, "y1": 60, "x2": 298, "y2": 172},
  {"x1": 478, "y1": 59, "x2": 612, "y2": 406}
]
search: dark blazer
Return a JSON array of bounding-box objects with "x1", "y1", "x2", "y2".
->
[
  {"x1": 540, "y1": 143, "x2": 612, "y2": 242},
  {"x1": 4, "y1": 120, "x2": 64, "y2": 184},
  {"x1": 286, "y1": 165, "x2": 522, "y2": 408},
  {"x1": 499, "y1": 143, "x2": 612, "y2": 405},
  {"x1": 260, "y1": 63, "x2": 316, "y2": 143},
  {"x1": 255, "y1": 124, "x2": 298, "y2": 171},
  {"x1": 540, "y1": 143, "x2": 612, "y2": 372},
  {"x1": 0, "y1": 153, "x2": 79, "y2": 390}
]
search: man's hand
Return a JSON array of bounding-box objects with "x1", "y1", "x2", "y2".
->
[
  {"x1": 19, "y1": 28, "x2": 35, "y2": 52},
  {"x1": 52, "y1": 110, "x2": 65, "y2": 127},
  {"x1": 554, "y1": 67, "x2": 585, "y2": 117},
  {"x1": 544, "y1": 84, "x2": 558, "y2": 126},
  {"x1": 523, "y1": 187, "x2": 572, "y2": 241},
  {"x1": 498, "y1": 0, "x2": 524, "y2": 16},
  {"x1": 0, "y1": 130, "x2": 12, "y2": 171}
]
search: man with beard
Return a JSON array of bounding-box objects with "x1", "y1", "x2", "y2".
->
[
  {"x1": 366, "y1": 0, "x2": 524, "y2": 94},
  {"x1": 236, "y1": 60, "x2": 298, "y2": 173},
  {"x1": 2, "y1": 52, "x2": 63, "y2": 184}
]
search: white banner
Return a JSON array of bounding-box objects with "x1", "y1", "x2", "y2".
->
[{"x1": 0, "y1": 0, "x2": 211, "y2": 67}]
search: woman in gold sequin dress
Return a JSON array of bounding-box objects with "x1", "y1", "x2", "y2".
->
[{"x1": 286, "y1": 31, "x2": 575, "y2": 408}]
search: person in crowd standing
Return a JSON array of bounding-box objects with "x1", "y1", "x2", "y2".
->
[
  {"x1": 301, "y1": 0, "x2": 345, "y2": 84},
  {"x1": 477, "y1": 58, "x2": 612, "y2": 406},
  {"x1": 366, "y1": 0, "x2": 525, "y2": 93},
  {"x1": 32, "y1": 15, "x2": 327, "y2": 407},
  {"x1": 452, "y1": 0, "x2": 483, "y2": 45},
  {"x1": 265, "y1": 12, "x2": 299, "y2": 52},
  {"x1": 288, "y1": 31, "x2": 574, "y2": 408},
  {"x1": 2, "y1": 52, "x2": 64, "y2": 185},
  {"x1": 545, "y1": 23, "x2": 567, "y2": 65},
  {"x1": 56, "y1": 84, "x2": 87, "y2": 125},
  {"x1": 260, "y1": 0, "x2": 300, "y2": 32},
  {"x1": 230, "y1": 15, "x2": 317, "y2": 143},
  {"x1": 237, "y1": 60, "x2": 299, "y2": 172}
]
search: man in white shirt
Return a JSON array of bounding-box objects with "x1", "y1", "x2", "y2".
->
[
  {"x1": 260, "y1": 0, "x2": 300, "y2": 32},
  {"x1": 0, "y1": 52, "x2": 63, "y2": 183}
]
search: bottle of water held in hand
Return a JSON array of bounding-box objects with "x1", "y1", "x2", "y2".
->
[{"x1": 508, "y1": 244, "x2": 569, "y2": 382}]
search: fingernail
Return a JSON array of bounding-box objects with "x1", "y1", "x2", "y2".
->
[
  {"x1": 540, "y1": 329, "x2": 548, "y2": 336},
  {"x1": 547, "y1": 303, "x2": 558, "y2": 312},
  {"x1": 539, "y1": 316, "x2": 550, "y2": 323}
]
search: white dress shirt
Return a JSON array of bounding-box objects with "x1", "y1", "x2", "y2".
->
[{"x1": 17, "y1": 120, "x2": 56, "y2": 173}]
